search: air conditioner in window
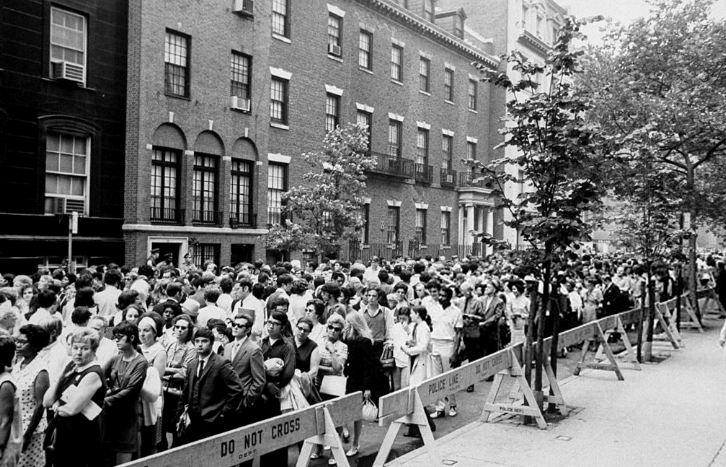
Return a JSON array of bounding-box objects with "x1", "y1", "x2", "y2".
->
[
  {"x1": 445, "y1": 174, "x2": 454, "y2": 184},
  {"x1": 65, "y1": 198, "x2": 85, "y2": 214},
  {"x1": 328, "y1": 43, "x2": 342, "y2": 56},
  {"x1": 48, "y1": 197, "x2": 66, "y2": 215},
  {"x1": 51, "y1": 61, "x2": 85, "y2": 84},
  {"x1": 233, "y1": 0, "x2": 253, "y2": 14},
  {"x1": 230, "y1": 95, "x2": 251, "y2": 111}
]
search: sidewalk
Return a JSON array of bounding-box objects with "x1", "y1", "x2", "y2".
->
[{"x1": 387, "y1": 317, "x2": 726, "y2": 467}]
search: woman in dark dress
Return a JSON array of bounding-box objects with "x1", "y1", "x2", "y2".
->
[
  {"x1": 104, "y1": 321, "x2": 148, "y2": 466},
  {"x1": 43, "y1": 327, "x2": 107, "y2": 467},
  {"x1": 342, "y1": 312, "x2": 386, "y2": 458},
  {"x1": 294, "y1": 317, "x2": 320, "y2": 381}
]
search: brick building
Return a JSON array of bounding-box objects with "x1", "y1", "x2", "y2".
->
[
  {"x1": 123, "y1": 0, "x2": 504, "y2": 268},
  {"x1": 0, "y1": 0, "x2": 129, "y2": 273}
]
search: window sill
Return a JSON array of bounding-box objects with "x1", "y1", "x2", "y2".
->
[
  {"x1": 359, "y1": 67, "x2": 373, "y2": 75},
  {"x1": 468, "y1": 108, "x2": 478, "y2": 114},
  {"x1": 328, "y1": 54, "x2": 343, "y2": 63},
  {"x1": 419, "y1": 90, "x2": 431, "y2": 96},
  {"x1": 165, "y1": 93, "x2": 191, "y2": 101},
  {"x1": 391, "y1": 79, "x2": 403, "y2": 86},
  {"x1": 441, "y1": 245, "x2": 451, "y2": 250},
  {"x1": 270, "y1": 122, "x2": 290, "y2": 130},
  {"x1": 272, "y1": 33, "x2": 291, "y2": 44},
  {"x1": 445, "y1": 100, "x2": 455, "y2": 105},
  {"x1": 419, "y1": 245, "x2": 428, "y2": 249},
  {"x1": 41, "y1": 77, "x2": 95, "y2": 92}
]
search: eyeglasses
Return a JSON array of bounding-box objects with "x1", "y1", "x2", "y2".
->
[
  {"x1": 266, "y1": 320, "x2": 282, "y2": 327},
  {"x1": 14, "y1": 338, "x2": 28, "y2": 346},
  {"x1": 327, "y1": 325, "x2": 343, "y2": 332},
  {"x1": 232, "y1": 323, "x2": 249, "y2": 329},
  {"x1": 297, "y1": 326, "x2": 311, "y2": 333},
  {"x1": 112, "y1": 334, "x2": 126, "y2": 341},
  {"x1": 305, "y1": 308, "x2": 316, "y2": 313},
  {"x1": 366, "y1": 294, "x2": 378, "y2": 298},
  {"x1": 174, "y1": 325, "x2": 188, "y2": 330}
]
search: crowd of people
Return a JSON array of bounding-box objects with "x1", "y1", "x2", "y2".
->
[{"x1": 0, "y1": 249, "x2": 722, "y2": 467}]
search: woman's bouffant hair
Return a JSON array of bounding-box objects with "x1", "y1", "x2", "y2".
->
[{"x1": 68, "y1": 327, "x2": 101, "y2": 352}]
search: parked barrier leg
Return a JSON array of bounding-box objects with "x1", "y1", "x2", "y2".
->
[
  {"x1": 616, "y1": 317, "x2": 641, "y2": 370},
  {"x1": 295, "y1": 405, "x2": 351, "y2": 467},
  {"x1": 373, "y1": 389, "x2": 439, "y2": 467}
]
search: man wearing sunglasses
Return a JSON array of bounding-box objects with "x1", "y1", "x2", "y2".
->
[{"x1": 224, "y1": 313, "x2": 266, "y2": 428}]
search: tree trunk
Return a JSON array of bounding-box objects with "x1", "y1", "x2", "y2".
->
[
  {"x1": 636, "y1": 277, "x2": 645, "y2": 363},
  {"x1": 534, "y1": 247, "x2": 552, "y2": 410},
  {"x1": 643, "y1": 272, "x2": 657, "y2": 362},
  {"x1": 547, "y1": 287, "x2": 562, "y2": 413}
]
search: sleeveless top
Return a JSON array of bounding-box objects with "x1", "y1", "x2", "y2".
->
[
  {"x1": 295, "y1": 338, "x2": 317, "y2": 373},
  {"x1": 363, "y1": 307, "x2": 387, "y2": 343},
  {"x1": 12, "y1": 356, "x2": 48, "y2": 435},
  {"x1": 56, "y1": 362, "x2": 106, "y2": 418},
  {"x1": 0, "y1": 373, "x2": 22, "y2": 466}
]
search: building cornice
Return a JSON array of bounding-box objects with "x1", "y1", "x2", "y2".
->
[
  {"x1": 518, "y1": 30, "x2": 550, "y2": 55},
  {"x1": 362, "y1": 0, "x2": 499, "y2": 69}
]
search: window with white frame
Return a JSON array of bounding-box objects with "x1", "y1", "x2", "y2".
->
[
  {"x1": 230, "y1": 160, "x2": 252, "y2": 226},
  {"x1": 50, "y1": 8, "x2": 86, "y2": 85},
  {"x1": 165, "y1": 30, "x2": 190, "y2": 97},
  {"x1": 468, "y1": 78, "x2": 477, "y2": 110},
  {"x1": 522, "y1": 4, "x2": 529, "y2": 30},
  {"x1": 444, "y1": 68, "x2": 454, "y2": 101},
  {"x1": 416, "y1": 128, "x2": 429, "y2": 166},
  {"x1": 415, "y1": 209, "x2": 427, "y2": 245},
  {"x1": 230, "y1": 52, "x2": 251, "y2": 101},
  {"x1": 272, "y1": 0, "x2": 289, "y2": 37},
  {"x1": 270, "y1": 77, "x2": 289, "y2": 124},
  {"x1": 442, "y1": 135, "x2": 452, "y2": 170},
  {"x1": 192, "y1": 154, "x2": 218, "y2": 224},
  {"x1": 441, "y1": 211, "x2": 451, "y2": 246},
  {"x1": 423, "y1": 0, "x2": 434, "y2": 22},
  {"x1": 391, "y1": 44, "x2": 403, "y2": 81},
  {"x1": 44, "y1": 132, "x2": 89, "y2": 214},
  {"x1": 386, "y1": 206, "x2": 400, "y2": 244},
  {"x1": 388, "y1": 119, "x2": 402, "y2": 158},
  {"x1": 325, "y1": 93, "x2": 340, "y2": 133},
  {"x1": 419, "y1": 57, "x2": 430, "y2": 92},
  {"x1": 467, "y1": 141, "x2": 477, "y2": 161},
  {"x1": 359, "y1": 30, "x2": 372, "y2": 70},
  {"x1": 267, "y1": 163, "x2": 286, "y2": 225},
  {"x1": 328, "y1": 14, "x2": 342, "y2": 56}
]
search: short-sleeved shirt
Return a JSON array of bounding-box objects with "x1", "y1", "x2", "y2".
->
[{"x1": 430, "y1": 303, "x2": 463, "y2": 341}]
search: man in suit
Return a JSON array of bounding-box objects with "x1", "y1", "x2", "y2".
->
[
  {"x1": 601, "y1": 274, "x2": 623, "y2": 317},
  {"x1": 176, "y1": 328, "x2": 243, "y2": 446},
  {"x1": 479, "y1": 279, "x2": 505, "y2": 357},
  {"x1": 225, "y1": 313, "x2": 265, "y2": 427}
]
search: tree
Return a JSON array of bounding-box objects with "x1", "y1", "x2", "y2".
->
[
  {"x1": 265, "y1": 123, "x2": 375, "y2": 258},
  {"x1": 580, "y1": 0, "x2": 726, "y2": 314},
  {"x1": 470, "y1": 16, "x2": 606, "y2": 409}
]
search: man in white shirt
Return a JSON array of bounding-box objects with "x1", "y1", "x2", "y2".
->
[
  {"x1": 94, "y1": 268, "x2": 123, "y2": 318},
  {"x1": 216, "y1": 277, "x2": 235, "y2": 315},
  {"x1": 232, "y1": 279, "x2": 265, "y2": 338},
  {"x1": 197, "y1": 287, "x2": 227, "y2": 328},
  {"x1": 29, "y1": 289, "x2": 62, "y2": 325},
  {"x1": 363, "y1": 257, "x2": 382, "y2": 285},
  {"x1": 89, "y1": 315, "x2": 117, "y2": 368}
]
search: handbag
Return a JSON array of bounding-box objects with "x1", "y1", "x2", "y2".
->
[
  {"x1": 319, "y1": 375, "x2": 347, "y2": 397},
  {"x1": 361, "y1": 396, "x2": 378, "y2": 422},
  {"x1": 140, "y1": 366, "x2": 161, "y2": 403},
  {"x1": 43, "y1": 413, "x2": 58, "y2": 453},
  {"x1": 176, "y1": 404, "x2": 191, "y2": 439},
  {"x1": 379, "y1": 343, "x2": 395, "y2": 370}
]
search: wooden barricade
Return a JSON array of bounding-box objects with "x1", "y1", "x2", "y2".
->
[
  {"x1": 678, "y1": 293, "x2": 704, "y2": 332},
  {"x1": 652, "y1": 299, "x2": 684, "y2": 348},
  {"x1": 373, "y1": 348, "x2": 517, "y2": 467},
  {"x1": 572, "y1": 319, "x2": 624, "y2": 381},
  {"x1": 120, "y1": 392, "x2": 362, "y2": 467},
  {"x1": 698, "y1": 287, "x2": 726, "y2": 317},
  {"x1": 593, "y1": 313, "x2": 641, "y2": 371}
]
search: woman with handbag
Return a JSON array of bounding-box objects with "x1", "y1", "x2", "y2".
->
[
  {"x1": 42, "y1": 328, "x2": 107, "y2": 467},
  {"x1": 401, "y1": 306, "x2": 436, "y2": 437},
  {"x1": 11, "y1": 325, "x2": 50, "y2": 467},
  {"x1": 138, "y1": 313, "x2": 167, "y2": 457},
  {"x1": 342, "y1": 312, "x2": 385, "y2": 459},
  {"x1": 103, "y1": 321, "x2": 148, "y2": 466},
  {"x1": 160, "y1": 314, "x2": 196, "y2": 450}
]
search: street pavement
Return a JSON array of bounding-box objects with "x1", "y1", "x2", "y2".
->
[{"x1": 296, "y1": 313, "x2": 726, "y2": 467}]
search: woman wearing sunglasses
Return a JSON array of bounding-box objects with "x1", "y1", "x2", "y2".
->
[{"x1": 160, "y1": 314, "x2": 196, "y2": 450}]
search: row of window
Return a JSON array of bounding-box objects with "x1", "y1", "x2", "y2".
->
[
  {"x1": 359, "y1": 205, "x2": 451, "y2": 247},
  {"x1": 150, "y1": 147, "x2": 287, "y2": 228}
]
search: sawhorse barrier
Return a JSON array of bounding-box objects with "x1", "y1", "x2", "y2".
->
[
  {"x1": 697, "y1": 287, "x2": 726, "y2": 318},
  {"x1": 120, "y1": 392, "x2": 362, "y2": 467}
]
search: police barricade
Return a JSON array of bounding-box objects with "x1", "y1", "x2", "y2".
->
[
  {"x1": 373, "y1": 347, "x2": 536, "y2": 466},
  {"x1": 121, "y1": 392, "x2": 362, "y2": 467}
]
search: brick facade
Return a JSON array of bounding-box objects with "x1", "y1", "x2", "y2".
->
[{"x1": 124, "y1": 0, "x2": 505, "y2": 268}]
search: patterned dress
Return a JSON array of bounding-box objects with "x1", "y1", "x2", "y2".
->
[{"x1": 12, "y1": 357, "x2": 48, "y2": 467}]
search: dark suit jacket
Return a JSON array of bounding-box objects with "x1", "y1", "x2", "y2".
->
[
  {"x1": 224, "y1": 337, "x2": 266, "y2": 410},
  {"x1": 177, "y1": 352, "x2": 243, "y2": 425},
  {"x1": 480, "y1": 295, "x2": 504, "y2": 334}
]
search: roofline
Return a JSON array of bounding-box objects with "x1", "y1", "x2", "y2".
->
[{"x1": 363, "y1": 0, "x2": 500, "y2": 69}]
